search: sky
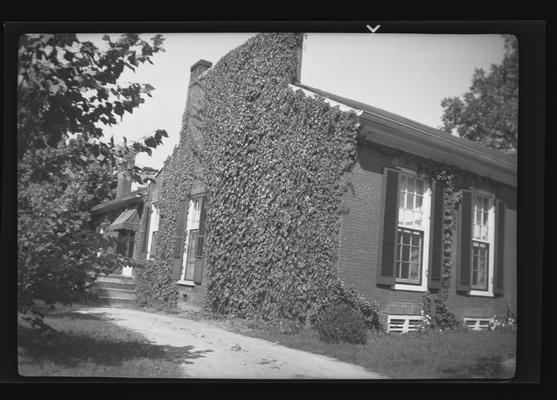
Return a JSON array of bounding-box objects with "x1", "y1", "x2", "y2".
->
[{"x1": 80, "y1": 33, "x2": 507, "y2": 170}]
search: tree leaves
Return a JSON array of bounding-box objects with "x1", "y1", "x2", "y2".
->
[
  {"x1": 17, "y1": 32, "x2": 167, "y2": 315},
  {"x1": 440, "y1": 35, "x2": 518, "y2": 153}
]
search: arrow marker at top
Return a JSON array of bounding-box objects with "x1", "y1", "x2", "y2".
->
[{"x1": 366, "y1": 25, "x2": 381, "y2": 33}]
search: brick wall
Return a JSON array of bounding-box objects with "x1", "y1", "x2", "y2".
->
[{"x1": 337, "y1": 142, "x2": 517, "y2": 322}]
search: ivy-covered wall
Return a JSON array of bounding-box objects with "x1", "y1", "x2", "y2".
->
[{"x1": 196, "y1": 33, "x2": 379, "y2": 326}]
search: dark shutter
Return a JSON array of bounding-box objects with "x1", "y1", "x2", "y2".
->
[
  {"x1": 170, "y1": 200, "x2": 188, "y2": 280},
  {"x1": 171, "y1": 258, "x2": 183, "y2": 281},
  {"x1": 193, "y1": 259, "x2": 204, "y2": 284},
  {"x1": 196, "y1": 196, "x2": 206, "y2": 258},
  {"x1": 428, "y1": 180, "x2": 444, "y2": 290},
  {"x1": 494, "y1": 199, "x2": 506, "y2": 295},
  {"x1": 142, "y1": 206, "x2": 151, "y2": 255},
  {"x1": 457, "y1": 190, "x2": 472, "y2": 291},
  {"x1": 377, "y1": 169, "x2": 399, "y2": 285}
]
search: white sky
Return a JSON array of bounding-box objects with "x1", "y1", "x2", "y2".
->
[{"x1": 79, "y1": 33, "x2": 507, "y2": 170}]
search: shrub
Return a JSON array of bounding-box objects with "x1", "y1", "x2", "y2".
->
[
  {"x1": 309, "y1": 279, "x2": 382, "y2": 331},
  {"x1": 314, "y1": 303, "x2": 368, "y2": 344},
  {"x1": 133, "y1": 259, "x2": 178, "y2": 310}
]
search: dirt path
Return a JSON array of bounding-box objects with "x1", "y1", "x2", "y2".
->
[{"x1": 77, "y1": 307, "x2": 385, "y2": 379}]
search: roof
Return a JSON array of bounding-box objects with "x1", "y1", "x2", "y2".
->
[
  {"x1": 291, "y1": 83, "x2": 517, "y2": 188},
  {"x1": 91, "y1": 187, "x2": 147, "y2": 215},
  {"x1": 109, "y1": 207, "x2": 141, "y2": 231}
]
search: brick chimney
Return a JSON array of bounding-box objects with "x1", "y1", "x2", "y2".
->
[
  {"x1": 189, "y1": 59, "x2": 213, "y2": 84},
  {"x1": 115, "y1": 151, "x2": 135, "y2": 199}
]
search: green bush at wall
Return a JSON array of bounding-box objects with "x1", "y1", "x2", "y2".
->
[
  {"x1": 133, "y1": 259, "x2": 178, "y2": 310},
  {"x1": 315, "y1": 303, "x2": 369, "y2": 344}
]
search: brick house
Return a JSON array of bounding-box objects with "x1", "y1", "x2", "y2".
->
[
  {"x1": 132, "y1": 34, "x2": 516, "y2": 331},
  {"x1": 91, "y1": 155, "x2": 155, "y2": 277}
]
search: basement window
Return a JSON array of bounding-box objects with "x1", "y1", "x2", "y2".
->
[
  {"x1": 463, "y1": 318, "x2": 493, "y2": 331},
  {"x1": 387, "y1": 315, "x2": 424, "y2": 333}
]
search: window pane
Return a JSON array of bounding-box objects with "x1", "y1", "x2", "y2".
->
[
  {"x1": 416, "y1": 179, "x2": 424, "y2": 195},
  {"x1": 401, "y1": 244, "x2": 410, "y2": 262},
  {"x1": 407, "y1": 177, "x2": 416, "y2": 194},
  {"x1": 400, "y1": 262, "x2": 409, "y2": 279},
  {"x1": 401, "y1": 231, "x2": 410, "y2": 245},
  {"x1": 406, "y1": 192, "x2": 414, "y2": 210},
  {"x1": 409, "y1": 264, "x2": 420, "y2": 281},
  {"x1": 410, "y1": 246, "x2": 420, "y2": 264},
  {"x1": 415, "y1": 194, "x2": 423, "y2": 210}
]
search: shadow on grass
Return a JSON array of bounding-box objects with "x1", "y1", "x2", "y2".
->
[
  {"x1": 439, "y1": 356, "x2": 509, "y2": 379},
  {"x1": 18, "y1": 312, "x2": 213, "y2": 369}
]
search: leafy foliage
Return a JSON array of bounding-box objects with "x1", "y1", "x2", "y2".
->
[
  {"x1": 440, "y1": 35, "x2": 518, "y2": 153},
  {"x1": 17, "y1": 33, "x2": 167, "y2": 314},
  {"x1": 199, "y1": 33, "x2": 375, "y2": 326},
  {"x1": 421, "y1": 171, "x2": 461, "y2": 330},
  {"x1": 133, "y1": 259, "x2": 178, "y2": 310},
  {"x1": 314, "y1": 303, "x2": 368, "y2": 344}
]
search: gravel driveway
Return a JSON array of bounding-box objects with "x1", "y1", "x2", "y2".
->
[{"x1": 77, "y1": 307, "x2": 385, "y2": 379}]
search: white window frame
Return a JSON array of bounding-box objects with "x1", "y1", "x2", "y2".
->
[
  {"x1": 145, "y1": 204, "x2": 160, "y2": 260},
  {"x1": 178, "y1": 197, "x2": 202, "y2": 286},
  {"x1": 463, "y1": 317, "x2": 494, "y2": 331},
  {"x1": 387, "y1": 315, "x2": 424, "y2": 333},
  {"x1": 393, "y1": 169, "x2": 431, "y2": 292},
  {"x1": 469, "y1": 190, "x2": 495, "y2": 297}
]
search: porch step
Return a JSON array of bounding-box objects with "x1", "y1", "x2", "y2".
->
[
  {"x1": 97, "y1": 296, "x2": 137, "y2": 307},
  {"x1": 97, "y1": 287, "x2": 136, "y2": 300},
  {"x1": 95, "y1": 274, "x2": 136, "y2": 306},
  {"x1": 96, "y1": 276, "x2": 136, "y2": 291}
]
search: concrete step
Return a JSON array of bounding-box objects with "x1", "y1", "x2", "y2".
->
[
  {"x1": 97, "y1": 287, "x2": 136, "y2": 300},
  {"x1": 97, "y1": 296, "x2": 137, "y2": 307},
  {"x1": 97, "y1": 274, "x2": 136, "y2": 284},
  {"x1": 96, "y1": 280, "x2": 136, "y2": 291}
]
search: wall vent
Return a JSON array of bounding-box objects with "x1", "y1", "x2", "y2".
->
[
  {"x1": 387, "y1": 315, "x2": 424, "y2": 333},
  {"x1": 463, "y1": 318, "x2": 493, "y2": 331}
]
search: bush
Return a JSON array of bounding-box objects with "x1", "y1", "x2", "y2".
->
[
  {"x1": 309, "y1": 279, "x2": 382, "y2": 331},
  {"x1": 133, "y1": 259, "x2": 178, "y2": 310},
  {"x1": 314, "y1": 303, "x2": 368, "y2": 344}
]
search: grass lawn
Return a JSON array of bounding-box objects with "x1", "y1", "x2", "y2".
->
[
  {"x1": 221, "y1": 319, "x2": 517, "y2": 379},
  {"x1": 18, "y1": 306, "x2": 194, "y2": 378}
]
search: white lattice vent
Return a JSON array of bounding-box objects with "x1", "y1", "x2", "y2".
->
[
  {"x1": 387, "y1": 315, "x2": 424, "y2": 333},
  {"x1": 463, "y1": 318, "x2": 493, "y2": 331}
]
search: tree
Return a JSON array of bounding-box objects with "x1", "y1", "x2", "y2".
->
[
  {"x1": 17, "y1": 33, "x2": 168, "y2": 319},
  {"x1": 440, "y1": 35, "x2": 518, "y2": 153}
]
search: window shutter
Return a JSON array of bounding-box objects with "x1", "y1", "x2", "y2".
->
[
  {"x1": 142, "y1": 206, "x2": 151, "y2": 255},
  {"x1": 494, "y1": 199, "x2": 506, "y2": 295},
  {"x1": 457, "y1": 190, "x2": 473, "y2": 291},
  {"x1": 171, "y1": 200, "x2": 188, "y2": 280},
  {"x1": 193, "y1": 259, "x2": 204, "y2": 284},
  {"x1": 428, "y1": 180, "x2": 444, "y2": 290},
  {"x1": 171, "y1": 258, "x2": 183, "y2": 281},
  {"x1": 378, "y1": 169, "x2": 399, "y2": 285},
  {"x1": 196, "y1": 197, "x2": 206, "y2": 256}
]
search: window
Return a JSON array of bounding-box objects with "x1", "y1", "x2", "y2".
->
[
  {"x1": 457, "y1": 190, "x2": 503, "y2": 296},
  {"x1": 395, "y1": 173, "x2": 430, "y2": 287},
  {"x1": 146, "y1": 204, "x2": 160, "y2": 259},
  {"x1": 395, "y1": 228, "x2": 422, "y2": 284},
  {"x1": 463, "y1": 318, "x2": 493, "y2": 331},
  {"x1": 387, "y1": 315, "x2": 424, "y2": 333},
  {"x1": 471, "y1": 193, "x2": 493, "y2": 292},
  {"x1": 180, "y1": 196, "x2": 206, "y2": 283}
]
